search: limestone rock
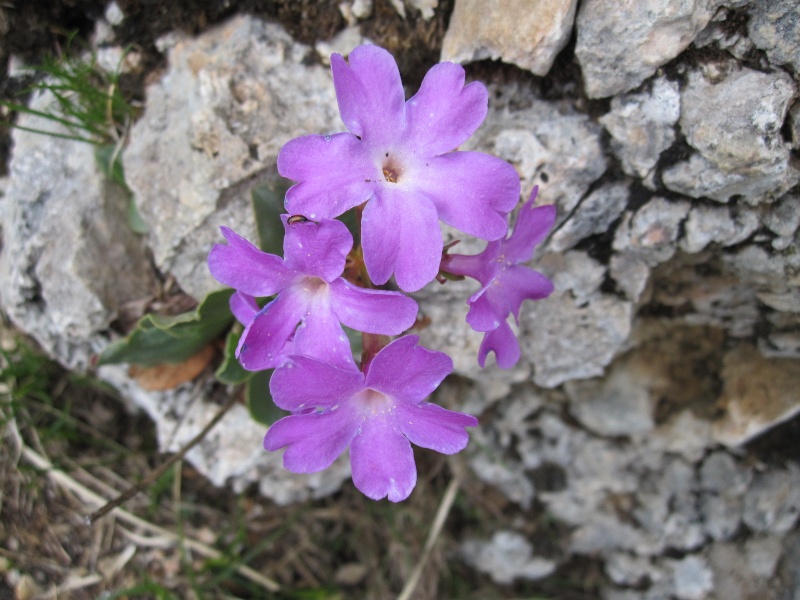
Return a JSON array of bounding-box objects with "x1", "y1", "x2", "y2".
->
[
  {"x1": 549, "y1": 181, "x2": 629, "y2": 252},
  {"x1": 712, "y1": 345, "x2": 800, "y2": 446},
  {"x1": 747, "y1": 0, "x2": 800, "y2": 73},
  {"x1": 670, "y1": 555, "x2": 714, "y2": 600},
  {"x1": 679, "y1": 205, "x2": 759, "y2": 254},
  {"x1": 742, "y1": 465, "x2": 800, "y2": 535},
  {"x1": 441, "y1": 0, "x2": 578, "y2": 76},
  {"x1": 613, "y1": 197, "x2": 690, "y2": 267},
  {"x1": 124, "y1": 16, "x2": 341, "y2": 300},
  {"x1": 521, "y1": 292, "x2": 633, "y2": 388},
  {"x1": 460, "y1": 531, "x2": 556, "y2": 584},
  {"x1": 0, "y1": 92, "x2": 156, "y2": 371},
  {"x1": 575, "y1": 0, "x2": 745, "y2": 99},
  {"x1": 663, "y1": 65, "x2": 799, "y2": 204},
  {"x1": 599, "y1": 78, "x2": 680, "y2": 181}
]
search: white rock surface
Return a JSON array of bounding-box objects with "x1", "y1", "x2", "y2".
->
[
  {"x1": 747, "y1": 0, "x2": 800, "y2": 73},
  {"x1": 575, "y1": 0, "x2": 745, "y2": 98},
  {"x1": 441, "y1": 0, "x2": 578, "y2": 76},
  {"x1": 460, "y1": 531, "x2": 557, "y2": 584}
]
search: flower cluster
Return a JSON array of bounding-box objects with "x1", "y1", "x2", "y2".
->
[{"x1": 208, "y1": 45, "x2": 554, "y2": 502}]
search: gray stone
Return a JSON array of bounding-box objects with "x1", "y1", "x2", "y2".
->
[
  {"x1": 541, "y1": 251, "x2": 606, "y2": 300},
  {"x1": 610, "y1": 253, "x2": 651, "y2": 303},
  {"x1": 549, "y1": 181, "x2": 629, "y2": 252},
  {"x1": 680, "y1": 205, "x2": 759, "y2": 254},
  {"x1": 441, "y1": 0, "x2": 578, "y2": 76},
  {"x1": 460, "y1": 531, "x2": 557, "y2": 584},
  {"x1": 699, "y1": 452, "x2": 749, "y2": 494},
  {"x1": 520, "y1": 292, "x2": 633, "y2": 388},
  {"x1": 664, "y1": 65, "x2": 799, "y2": 204},
  {"x1": 700, "y1": 492, "x2": 742, "y2": 540},
  {"x1": 605, "y1": 553, "x2": 657, "y2": 587},
  {"x1": 124, "y1": 16, "x2": 342, "y2": 300},
  {"x1": 613, "y1": 197, "x2": 690, "y2": 267},
  {"x1": 744, "y1": 536, "x2": 783, "y2": 579},
  {"x1": 743, "y1": 465, "x2": 800, "y2": 535},
  {"x1": 575, "y1": 0, "x2": 744, "y2": 99},
  {"x1": 565, "y1": 351, "x2": 666, "y2": 437},
  {"x1": 671, "y1": 555, "x2": 714, "y2": 600},
  {"x1": 747, "y1": 0, "x2": 800, "y2": 73},
  {"x1": 599, "y1": 78, "x2": 680, "y2": 181},
  {"x1": 467, "y1": 93, "x2": 607, "y2": 221},
  {"x1": 0, "y1": 91, "x2": 157, "y2": 371},
  {"x1": 764, "y1": 193, "x2": 800, "y2": 251}
]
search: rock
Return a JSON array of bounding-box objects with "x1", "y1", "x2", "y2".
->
[
  {"x1": 670, "y1": 555, "x2": 714, "y2": 600},
  {"x1": 124, "y1": 16, "x2": 341, "y2": 300},
  {"x1": 747, "y1": 0, "x2": 800, "y2": 73},
  {"x1": 460, "y1": 531, "x2": 557, "y2": 584},
  {"x1": 315, "y1": 26, "x2": 369, "y2": 64},
  {"x1": 565, "y1": 350, "x2": 667, "y2": 437},
  {"x1": 541, "y1": 251, "x2": 606, "y2": 300},
  {"x1": 744, "y1": 536, "x2": 783, "y2": 579},
  {"x1": 575, "y1": 0, "x2": 744, "y2": 99},
  {"x1": 712, "y1": 345, "x2": 800, "y2": 446},
  {"x1": 0, "y1": 92, "x2": 157, "y2": 371},
  {"x1": 408, "y1": 0, "x2": 437, "y2": 20},
  {"x1": 599, "y1": 78, "x2": 680, "y2": 181},
  {"x1": 708, "y1": 542, "x2": 774, "y2": 600},
  {"x1": 699, "y1": 452, "x2": 749, "y2": 495},
  {"x1": 649, "y1": 410, "x2": 712, "y2": 463},
  {"x1": 613, "y1": 197, "x2": 690, "y2": 267},
  {"x1": 679, "y1": 205, "x2": 759, "y2": 254},
  {"x1": 548, "y1": 181, "x2": 629, "y2": 252},
  {"x1": 763, "y1": 192, "x2": 800, "y2": 251},
  {"x1": 467, "y1": 91, "x2": 607, "y2": 219},
  {"x1": 663, "y1": 65, "x2": 799, "y2": 204},
  {"x1": 605, "y1": 553, "x2": 658, "y2": 587},
  {"x1": 441, "y1": 0, "x2": 578, "y2": 76},
  {"x1": 610, "y1": 253, "x2": 651, "y2": 303},
  {"x1": 700, "y1": 491, "x2": 742, "y2": 541},
  {"x1": 742, "y1": 465, "x2": 800, "y2": 535},
  {"x1": 520, "y1": 292, "x2": 633, "y2": 388}
]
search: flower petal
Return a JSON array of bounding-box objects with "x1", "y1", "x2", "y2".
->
[
  {"x1": 396, "y1": 400, "x2": 478, "y2": 454},
  {"x1": 292, "y1": 301, "x2": 358, "y2": 371},
  {"x1": 279, "y1": 133, "x2": 375, "y2": 220},
  {"x1": 331, "y1": 46, "x2": 405, "y2": 146},
  {"x1": 366, "y1": 336, "x2": 453, "y2": 403},
  {"x1": 478, "y1": 320, "x2": 520, "y2": 369},
  {"x1": 237, "y1": 291, "x2": 306, "y2": 371},
  {"x1": 229, "y1": 291, "x2": 259, "y2": 326},
  {"x1": 329, "y1": 278, "x2": 418, "y2": 335},
  {"x1": 442, "y1": 241, "x2": 502, "y2": 287},
  {"x1": 350, "y1": 414, "x2": 417, "y2": 502},
  {"x1": 504, "y1": 193, "x2": 556, "y2": 263},
  {"x1": 465, "y1": 291, "x2": 505, "y2": 332},
  {"x1": 486, "y1": 264, "x2": 554, "y2": 322},
  {"x1": 264, "y1": 408, "x2": 359, "y2": 473},
  {"x1": 282, "y1": 217, "x2": 352, "y2": 281},
  {"x1": 361, "y1": 186, "x2": 442, "y2": 292},
  {"x1": 270, "y1": 354, "x2": 363, "y2": 412},
  {"x1": 417, "y1": 151, "x2": 519, "y2": 241},
  {"x1": 404, "y1": 62, "x2": 488, "y2": 156},
  {"x1": 208, "y1": 227, "x2": 294, "y2": 297}
]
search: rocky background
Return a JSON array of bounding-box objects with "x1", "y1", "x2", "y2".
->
[{"x1": 1, "y1": 1, "x2": 799, "y2": 598}]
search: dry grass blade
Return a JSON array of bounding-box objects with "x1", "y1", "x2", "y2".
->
[
  {"x1": 396, "y1": 476, "x2": 460, "y2": 600},
  {"x1": 20, "y1": 443, "x2": 281, "y2": 593}
]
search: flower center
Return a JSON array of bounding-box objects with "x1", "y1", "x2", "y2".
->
[{"x1": 381, "y1": 152, "x2": 404, "y2": 184}]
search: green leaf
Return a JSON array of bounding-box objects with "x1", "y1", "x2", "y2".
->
[
  {"x1": 127, "y1": 198, "x2": 150, "y2": 234},
  {"x1": 214, "y1": 326, "x2": 254, "y2": 385},
  {"x1": 245, "y1": 370, "x2": 285, "y2": 426},
  {"x1": 251, "y1": 176, "x2": 292, "y2": 254},
  {"x1": 97, "y1": 289, "x2": 234, "y2": 368},
  {"x1": 94, "y1": 144, "x2": 127, "y2": 188}
]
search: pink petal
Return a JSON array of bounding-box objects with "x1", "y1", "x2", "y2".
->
[
  {"x1": 465, "y1": 291, "x2": 505, "y2": 332},
  {"x1": 443, "y1": 241, "x2": 502, "y2": 286},
  {"x1": 229, "y1": 292, "x2": 259, "y2": 326},
  {"x1": 417, "y1": 151, "x2": 519, "y2": 241},
  {"x1": 366, "y1": 336, "x2": 453, "y2": 403},
  {"x1": 478, "y1": 320, "x2": 520, "y2": 369},
  {"x1": 329, "y1": 278, "x2": 418, "y2": 335},
  {"x1": 208, "y1": 227, "x2": 295, "y2": 297},
  {"x1": 331, "y1": 46, "x2": 405, "y2": 146},
  {"x1": 282, "y1": 217, "x2": 352, "y2": 281},
  {"x1": 396, "y1": 400, "x2": 478, "y2": 454},
  {"x1": 279, "y1": 133, "x2": 375, "y2": 220},
  {"x1": 361, "y1": 186, "x2": 442, "y2": 292},
  {"x1": 237, "y1": 290, "x2": 306, "y2": 371},
  {"x1": 264, "y1": 408, "x2": 359, "y2": 473},
  {"x1": 485, "y1": 264, "x2": 554, "y2": 323},
  {"x1": 404, "y1": 62, "x2": 488, "y2": 156},
  {"x1": 350, "y1": 414, "x2": 417, "y2": 502},
  {"x1": 504, "y1": 194, "x2": 556, "y2": 263},
  {"x1": 270, "y1": 354, "x2": 363, "y2": 411},
  {"x1": 292, "y1": 301, "x2": 358, "y2": 371}
]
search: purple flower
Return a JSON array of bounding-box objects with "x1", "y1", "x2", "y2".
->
[
  {"x1": 264, "y1": 335, "x2": 478, "y2": 502},
  {"x1": 208, "y1": 217, "x2": 418, "y2": 371},
  {"x1": 277, "y1": 45, "x2": 520, "y2": 292},
  {"x1": 442, "y1": 188, "x2": 556, "y2": 369}
]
